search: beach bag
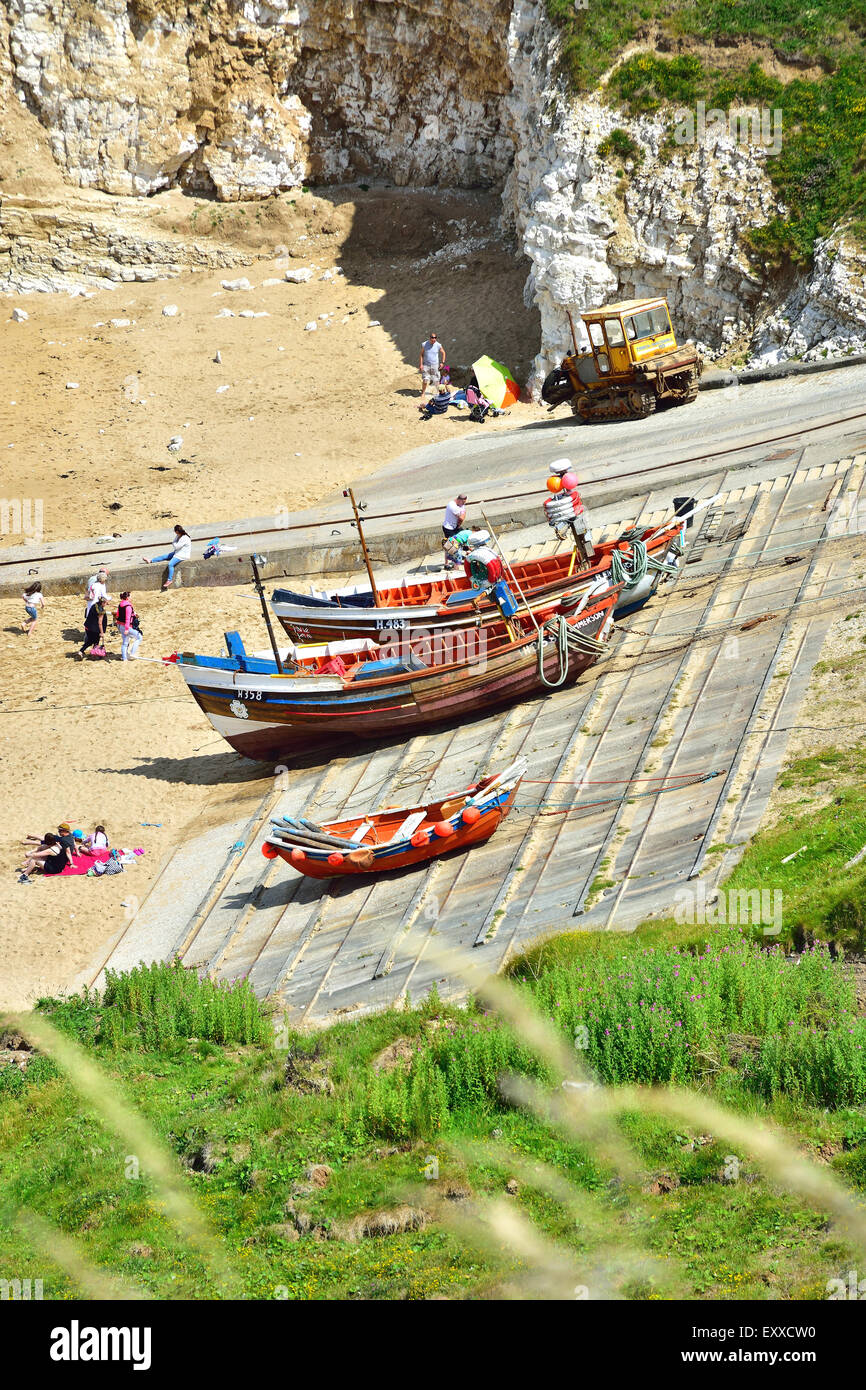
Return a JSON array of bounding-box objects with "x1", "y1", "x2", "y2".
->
[
  {"x1": 131, "y1": 615, "x2": 142, "y2": 634},
  {"x1": 89, "y1": 644, "x2": 107, "y2": 659}
]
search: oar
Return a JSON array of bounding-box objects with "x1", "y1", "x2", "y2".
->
[
  {"x1": 272, "y1": 817, "x2": 357, "y2": 849},
  {"x1": 480, "y1": 508, "x2": 540, "y2": 636},
  {"x1": 269, "y1": 828, "x2": 356, "y2": 853}
]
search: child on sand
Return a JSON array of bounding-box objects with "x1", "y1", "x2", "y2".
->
[
  {"x1": 22, "y1": 582, "x2": 44, "y2": 635},
  {"x1": 85, "y1": 825, "x2": 109, "y2": 852}
]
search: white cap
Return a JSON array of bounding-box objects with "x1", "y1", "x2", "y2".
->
[
  {"x1": 548, "y1": 458, "x2": 572, "y2": 475},
  {"x1": 467, "y1": 530, "x2": 491, "y2": 547}
]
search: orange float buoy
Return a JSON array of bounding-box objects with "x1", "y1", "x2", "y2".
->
[
  {"x1": 262, "y1": 841, "x2": 278, "y2": 859},
  {"x1": 411, "y1": 830, "x2": 428, "y2": 847},
  {"x1": 327, "y1": 852, "x2": 344, "y2": 867},
  {"x1": 462, "y1": 805, "x2": 481, "y2": 825},
  {"x1": 290, "y1": 847, "x2": 306, "y2": 864},
  {"x1": 546, "y1": 475, "x2": 563, "y2": 493},
  {"x1": 433, "y1": 821, "x2": 454, "y2": 837}
]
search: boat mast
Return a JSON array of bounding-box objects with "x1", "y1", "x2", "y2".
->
[
  {"x1": 250, "y1": 553, "x2": 285, "y2": 673},
  {"x1": 481, "y1": 507, "x2": 540, "y2": 637},
  {"x1": 344, "y1": 486, "x2": 381, "y2": 608}
]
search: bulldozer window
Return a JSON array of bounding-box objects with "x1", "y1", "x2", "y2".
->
[
  {"x1": 604, "y1": 318, "x2": 625, "y2": 346},
  {"x1": 625, "y1": 306, "x2": 671, "y2": 340},
  {"x1": 588, "y1": 322, "x2": 606, "y2": 348}
]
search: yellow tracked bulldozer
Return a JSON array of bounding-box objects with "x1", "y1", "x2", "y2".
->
[{"x1": 541, "y1": 297, "x2": 703, "y2": 422}]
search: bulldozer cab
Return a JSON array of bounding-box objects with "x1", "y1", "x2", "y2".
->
[{"x1": 579, "y1": 299, "x2": 676, "y2": 379}]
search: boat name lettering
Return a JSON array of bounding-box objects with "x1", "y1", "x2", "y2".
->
[{"x1": 238, "y1": 688, "x2": 264, "y2": 700}]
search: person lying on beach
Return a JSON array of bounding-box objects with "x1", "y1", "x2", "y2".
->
[{"x1": 19, "y1": 832, "x2": 71, "y2": 882}]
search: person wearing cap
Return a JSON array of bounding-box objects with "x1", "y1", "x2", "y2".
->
[
  {"x1": 85, "y1": 568, "x2": 110, "y2": 618},
  {"x1": 442, "y1": 493, "x2": 468, "y2": 570},
  {"x1": 55, "y1": 822, "x2": 81, "y2": 859},
  {"x1": 419, "y1": 331, "x2": 446, "y2": 403}
]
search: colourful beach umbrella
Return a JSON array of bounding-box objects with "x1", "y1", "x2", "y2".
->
[{"x1": 472, "y1": 355, "x2": 520, "y2": 409}]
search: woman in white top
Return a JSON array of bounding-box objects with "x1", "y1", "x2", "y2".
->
[{"x1": 143, "y1": 525, "x2": 191, "y2": 588}]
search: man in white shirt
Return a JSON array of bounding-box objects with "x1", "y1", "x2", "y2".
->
[
  {"x1": 85, "y1": 568, "x2": 110, "y2": 617},
  {"x1": 419, "y1": 332, "x2": 446, "y2": 403},
  {"x1": 442, "y1": 494, "x2": 467, "y2": 570}
]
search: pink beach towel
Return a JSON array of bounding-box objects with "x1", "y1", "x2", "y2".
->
[{"x1": 59, "y1": 849, "x2": 111, "y2": 877}]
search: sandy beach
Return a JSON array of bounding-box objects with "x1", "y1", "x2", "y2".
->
[{"x1": 2, "y1": 186, "x2": 545, "y2": 544}]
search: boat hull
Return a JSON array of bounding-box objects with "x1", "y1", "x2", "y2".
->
[
  {"x1": 270, "y1": 783, "x2": 519, "y2": 878},
  {"x1": 272, "y1": 525, "x2": 682, "y2": 644},
  {"x1": 177, "y1": 596, "x2": 617, "y2": 762}
]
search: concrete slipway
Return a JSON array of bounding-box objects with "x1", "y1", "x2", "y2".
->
[{"x1": 84, "y1": 437, "x2": 866, "y2": 1026}]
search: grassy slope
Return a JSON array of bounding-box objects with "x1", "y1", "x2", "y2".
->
[
  {"x1": 2, "y1": 747, "x2": 865, "y2": 1300},
  {"x1": 545, "y1": 0, "x2": 866, "y2": 263}
]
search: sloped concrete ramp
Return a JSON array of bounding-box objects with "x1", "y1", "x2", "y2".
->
[{"x1": 91, "y1": 449, "x2": 866, "y2": 1025}]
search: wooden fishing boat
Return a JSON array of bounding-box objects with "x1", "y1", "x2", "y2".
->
[
  {"x1": 167, "y1": 585, "x2": 620, "y2": 762},
  {"x1": 262, "y1": 759, "x2": 527, "y2": 878},
  {"x1": 271, "y1": 514, "x2": 690, "y2": 645}
]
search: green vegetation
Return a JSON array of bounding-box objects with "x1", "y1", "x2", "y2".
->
[
  {"x1": 597, "y1": 127, "x2": 644, "y2": 169},
  {"x1": 545, "y1": 0, "x2": 866, "y2": 261}
]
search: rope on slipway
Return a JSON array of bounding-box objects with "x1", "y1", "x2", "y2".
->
[{"x1": 513, "y1": 767, "x2": 726, "y2": 817}]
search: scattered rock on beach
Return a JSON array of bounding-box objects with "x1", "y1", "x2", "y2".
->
[
  {"x1": 304, "y1": 321, "x2": 317, "y2": 331},
  {"x1": 221, "y1": 277, "x2": 252, "y2": 291},
  {"x1": 10, "y1": 307, "x2": 28, "y2": 322},
  {"x1": 285, "y1": 267, "x2": 313, "y2": 283},
  {"x1": 162, "y1": 305, "x2": 179, "y2": 317}
]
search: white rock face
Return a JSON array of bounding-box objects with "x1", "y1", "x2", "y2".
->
[
  {"x1": 221, "y1": 278, "x2": 252, "y2": 292},
  {"x1": 750, "y1": 232, "x2": 866, "y2": 365},
  {"x1": 4, "y1": 0, "x2": 513, "y2": 198},
  {"x1": 503, "y1": 0, "x2": 866, "y2": 384},
  {"x1": 198, "y1": 90, "x2": 311, "y2": 201},
  {"x1": 7, "y1": 0, "x2": 198, "y2": 195},
  {"x1": 285, "y1": 267, "x2": 313, "y2": 283},
  {"x1": 10, "y1": 306, "x2": 28, "y2": 321}
]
